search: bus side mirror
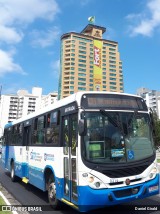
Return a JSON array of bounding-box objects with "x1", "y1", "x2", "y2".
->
[{"x1": 79, "y1": 119, "x2": 85, "y2": 136}]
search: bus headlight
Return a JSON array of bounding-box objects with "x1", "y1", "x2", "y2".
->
[
  {"x1": 82, "y1": 173, "x2": 106, "y2": 189},
  {"x1": 149, "y1": 167, "x2": 157, "y2": 179}
]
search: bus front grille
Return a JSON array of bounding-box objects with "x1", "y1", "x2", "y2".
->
[{"x1": 102, "y1": 164, "x2": 149, "y2": 178}]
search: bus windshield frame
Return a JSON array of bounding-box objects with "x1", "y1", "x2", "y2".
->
[{"x1": 81, "y1": 110, "x2": 155, "y2": 164}]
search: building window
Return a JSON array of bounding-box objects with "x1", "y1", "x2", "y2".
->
[
  {"x1": 110, "y1": 82, "x2": 116, "y2": 85},
  {"x1": 78, "y1": 68, "x2": 86, "y2": 72},
  {"x1": 79, "y1": 46, "x2": 86, "y2": 50},
  {"x1": 110, "y1": 65, "x2": 116, "y2": 68},
  {"x1": 109, "y1": 69, "x2": 116, "y2": 72},
  {"x1": 78, "y1": 87, "x2": 86, "y2": 90},
  {"x1": 78, "y1": 78, "x2": 86, "y2": 81},
  {"x1": 78, "y1": 73, "x2": 86, "y2": 76},
  {"x1": 79, "y1": 59, "x2": 86, "y2": 63},
  {"x1": 110, "y1": 73, "x2": 116, "y2": 76},
  {"x1": 79, "y1": 55, "x2": 86, "y2": 58},
  {"x1": 110, "y1": 77, "x2": 116, "y2": 81},
  {"x1": 79, "y1": 50, "x2": 86, "y2": 54},
  {"x1": 109, "y1": 52, "x2": 116, "y2": 55},
  {"x1": 78, "y1": 82, "x2": 86, "y2": 86},
  {"x1": 110, "y1": 86, "x2": 117, "y2": 90},
  {"x1": 79, "y1": 42, "x2": 86, "y2": 45},
  {"x1": 109, "y1": 48, "x2": 116, "y2": 51},
  {"x1": 109, "y1": 60, "x2": 116, "y2": 64},
  {"x1": 79, "y1": 64, "x2": 86, "y2": 67}
]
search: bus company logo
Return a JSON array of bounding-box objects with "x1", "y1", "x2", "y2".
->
[
  {"x1": 44, "y1": 153, "x2": 54, "y2": 161},
  {"x1": 94, "y1": 46, "x2": 101, "y2": 67},
  {"x1": 30, "y1": 150, "x2": 42, "y2": 162},
  {"x1": 65, "y1": 106, "x2": 75, "y2": 113},
  {"x1": 125, "y1": 178, "x2": 130, "y2": 185}
]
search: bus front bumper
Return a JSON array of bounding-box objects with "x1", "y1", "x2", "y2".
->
[{"x1": 78, "y1": 174, "x2": 159, "y2": 212}]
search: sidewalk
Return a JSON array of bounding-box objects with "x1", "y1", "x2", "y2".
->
[{"x1": 0, "y1": 183, "x2": 29, "y2": 214}]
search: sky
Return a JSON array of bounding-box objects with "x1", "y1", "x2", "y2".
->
[{"x1": 0, "y1": 0, "x2": 160, "y2": 95}]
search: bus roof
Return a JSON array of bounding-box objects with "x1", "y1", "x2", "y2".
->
[{"x1": 5, "y1": 91, "x2": 143, "y2": 127}]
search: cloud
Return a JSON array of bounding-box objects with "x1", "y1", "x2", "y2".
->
[
  {"x1": 0, "y1": 49, "x2": 27, "y2": 76},
  {"x1": 0, "y1": 26, "x2": 23, "y2": 44},
  {"x1": 0, "y1": 0, "x2": 60, "y2": 77},
  {"x1": 126, "y1": 0, "x2": 160, "y2": 37},
  {"x1": 0, "y1": 0, "x2": 60, "y2": 44},
  {"x1": 51, "y1": 59, "x2": 60, "y2": 77},
  {"x1": 30, "y1": 26, "x2": 61, "y2": 48}
]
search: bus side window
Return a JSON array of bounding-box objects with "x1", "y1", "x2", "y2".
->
[
  {"x1": 12, "y1": 125, "x2": 17, "y2": 145},
  {"x1": 46, "y1": 111, "x2": 60, "y2": 145},
  {"x1": 47, "y1": 113, "x2": 51, "y2": 128},
  {"x1": 33, "y1": 118, "x2": 38, "y2": 144},
  {"x1": 36, "y1": 116, "x2": 45, "y2": 145},
  {"x1": 17, "y1": 123, "x2": 23, "y2": 145}
]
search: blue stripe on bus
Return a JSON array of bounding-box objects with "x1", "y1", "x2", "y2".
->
[{"x1": 6, "y1": 158, "x2": 159, "y2": 212}]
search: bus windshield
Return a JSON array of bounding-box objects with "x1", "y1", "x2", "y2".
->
[{"x1": 82, "y1": 111, "x2": 154, "y2": 163}]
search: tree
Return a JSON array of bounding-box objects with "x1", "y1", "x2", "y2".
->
[{"x1": 152, "y1": 111, "x2": 160, "y2": 147}]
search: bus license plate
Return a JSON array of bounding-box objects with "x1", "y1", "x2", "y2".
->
[{"x1": 148, "y1": 185, "x2": 158, "y2": 192}]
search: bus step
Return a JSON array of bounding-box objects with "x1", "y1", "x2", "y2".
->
[
  {"x1": 61, "y1": 198, "x2": 78, "y2": 210},
  {"x1": 22, "y1": 177, "x2": 29, "y2": 183}
]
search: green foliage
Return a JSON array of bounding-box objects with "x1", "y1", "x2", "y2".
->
[
  {"x1": 152, "y1": 112, "x2": 160, "y2": 147},
  {"x1": 0, "y1": 196, "x2": 12, "y2": 214}
]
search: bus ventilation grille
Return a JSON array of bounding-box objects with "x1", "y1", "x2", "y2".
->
[{"x1": 102, "y1": 164, "x2": 149, "y2": 178}]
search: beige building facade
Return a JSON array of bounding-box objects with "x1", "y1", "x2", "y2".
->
[{"x1": 58, "y1": 24, "x2": 123, "y2": 99}]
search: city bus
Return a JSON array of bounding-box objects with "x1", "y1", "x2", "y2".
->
[{"x1": 1, "y1": 91, "x2": 159, "y2": 212}]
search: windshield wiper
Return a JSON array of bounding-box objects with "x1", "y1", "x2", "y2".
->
[{"x1": 100, "y1": 109, "x2": 124, "y2": 135}]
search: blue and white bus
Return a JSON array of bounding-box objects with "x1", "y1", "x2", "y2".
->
[{"x1": 1, "y1": 92, "x2": 159, "y2": 212}]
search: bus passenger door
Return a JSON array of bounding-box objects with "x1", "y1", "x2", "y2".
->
[
  {"x1": 23, "y1": 125, "x2": 31, "y2": 178},
  {"x1": 62, "y1": 114, "x2": 78, "y2": 204}
]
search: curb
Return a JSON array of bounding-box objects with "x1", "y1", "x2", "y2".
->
[{"x1": 0, "y1": 183, "x2": 30, "y2": 214}]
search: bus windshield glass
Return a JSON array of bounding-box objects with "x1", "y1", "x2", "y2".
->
[{"x1": 82, "y1": 111, "x2": 154, "y2": 163}]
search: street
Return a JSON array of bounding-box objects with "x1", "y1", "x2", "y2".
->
[{"x1": 0, "y1": 161, "x2": 159, "y2": 214}]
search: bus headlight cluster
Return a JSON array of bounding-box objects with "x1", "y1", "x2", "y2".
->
[
  {"x1": 149, "y1": 167, "x2": 157, "y2": 179},
  {"x1": 82, "y1": 173, "x2": 106, "y2": 189}
]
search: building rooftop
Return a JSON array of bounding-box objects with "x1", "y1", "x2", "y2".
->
[{"x1": 81, "y1": 24, "x2": 106, "y2": 34}]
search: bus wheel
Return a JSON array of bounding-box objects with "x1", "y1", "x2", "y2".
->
[
  {"x1": 48, "y1": 174, "x2": 61, "y2": 210},
  {"x1": 11, "y1": 162, "x2": 17, "y2": 182}
]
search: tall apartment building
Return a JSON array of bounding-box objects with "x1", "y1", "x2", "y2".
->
[
  {"x1": 58, "y1": 24, "x2": 124, "y2": 99},
  {"x1": 137, "y1": 87, "x2": 160, "y2": 118},
  {"x1": 0, "y1": 87, "x2": 58, "y2": 136},
  {"x1": 41, "y1": 92, "x2": 58, "y2": 109}
]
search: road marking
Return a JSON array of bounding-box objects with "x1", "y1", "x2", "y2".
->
[{"x1": 0, "y1": 191, "x2": 18, "y2": 214}]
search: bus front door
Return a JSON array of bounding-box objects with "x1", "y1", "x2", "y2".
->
[
  {"x1": 62, "y1": 114, "x2": 78, "y2": 204},
  {"x1": 23, "y1": 125, "x2": 31, "y2": 178}
]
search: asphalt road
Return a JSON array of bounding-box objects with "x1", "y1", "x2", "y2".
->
[{"x1": 0, "y1": 162, "x2": 159, "y2": 214}]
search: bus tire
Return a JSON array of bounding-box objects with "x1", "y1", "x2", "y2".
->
[
  {"x1": 48, "y1": 174, "x2": 61, "y2": 210},
  {"x1": 11, "y1": 161, "x2": 17, "y2": 182}
]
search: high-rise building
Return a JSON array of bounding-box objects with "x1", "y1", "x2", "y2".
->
[
  {"x1": 0, "y1": 87, "x2": 58, "y2": 136},
  {"x1": 41, "y1": 92, "x2": 58, "y2": 109},
  {"x1": 137, "y1": 87, "x2": 160, "y2": 117},
  {"x1": 58, "y1": 24, "x2": 124, "y2": 99}
]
